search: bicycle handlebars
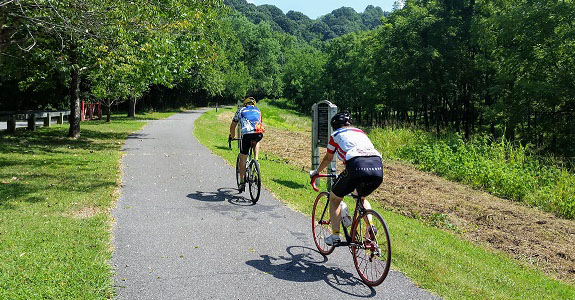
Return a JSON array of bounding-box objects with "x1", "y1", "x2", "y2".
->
[
  {"x1": 228, "y1": 136, "x2": 240, "y2": 149},
  {"x1": 310, "y1": 174, "x2": 337, "y2": 192}
]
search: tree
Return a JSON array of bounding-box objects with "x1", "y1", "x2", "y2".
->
[{"x1": 2, "y1": 0, "x2": 226, "y2": 132}]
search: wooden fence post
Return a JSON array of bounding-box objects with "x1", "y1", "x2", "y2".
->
[
  {"x1": 44, "y1": 113, "x2": 51, "y2": 127},
  {"x1": 81, "y1": 101, "x2": 85, "y2": 121},
  {"x1": 7, "y1": 115, "x2": 16, "y2": 134},
  {"x1": 27, "y1": 113, "x2": 36, "y2": 131},
  {"x1": 58, "y1": 113, "x2": 64, "y2": 124}
]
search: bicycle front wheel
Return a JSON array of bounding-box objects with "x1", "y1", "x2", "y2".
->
[
  {"x1": 248, "y1": 160, "x2": 261, "y2": 203},
  {"x1": 312, "y1": 192, "x2": 334, "y2": 255},
  {"x1": 235, "y1": 154, "x2": 242, "y2": 190},
  {"x1": 351, "y1": 209, "x2": 391, "y2": 286}
]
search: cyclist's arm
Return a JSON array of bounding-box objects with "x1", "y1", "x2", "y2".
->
[
  {"x1": 316, "y1": 151, "x2": 334, "y2": 174},
  {"x1": 229, "y1": 120, "x2": 238, "y2": 138}
]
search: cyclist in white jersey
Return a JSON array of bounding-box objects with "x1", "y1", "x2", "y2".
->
[{"x1": 310, "y1": 111, "x2": 383, "y2": 245}]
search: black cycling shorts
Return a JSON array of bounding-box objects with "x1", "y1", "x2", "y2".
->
[
  {"x1": 240, "y1": 133, "x2": 263, "y2": 155},
  {"x1": 331, "y1": 156, "x2": 383, "y2": 198}
]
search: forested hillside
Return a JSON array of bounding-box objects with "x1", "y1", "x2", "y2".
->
[
  {"x1": 224, "y1": 0, "x2": 389, "y2": 41},
  {"x1": 1, "y1": 0, "x2": 574, "y2": 158}
]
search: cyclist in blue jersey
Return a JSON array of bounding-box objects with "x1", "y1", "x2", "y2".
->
[{"x1": 229, "y1": 97, "x2": 265, "y2": 192}]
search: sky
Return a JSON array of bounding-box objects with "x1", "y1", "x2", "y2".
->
[{"x1": 246, "y1": 0, "x2": 397, "y2": 19}]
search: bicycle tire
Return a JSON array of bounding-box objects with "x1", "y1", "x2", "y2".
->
[
  {"x1": 248, "y1": 160, "x2": 261, "y2": 203},
  {"x1": 312, "y1": 192, "x2": 335, "y2": 255},
  {"x1": 235, "y1": 154, "x2": 241, "y2": 190},
  {"x1": 351, "y1": 209, "x2": 391, "y2": 286}
]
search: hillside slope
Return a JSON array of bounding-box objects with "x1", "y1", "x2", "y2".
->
[{"x1": 224, "y1": 0, "x2": 388, "y2": 41}]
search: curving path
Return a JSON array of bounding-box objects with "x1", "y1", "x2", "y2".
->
[{"x1": 112, "y1": 109, "x2": 440, "y2": 299}]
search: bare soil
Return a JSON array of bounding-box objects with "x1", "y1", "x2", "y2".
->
[{"x1": 259, "y1": 125, "x2": 575, "y2": 284}]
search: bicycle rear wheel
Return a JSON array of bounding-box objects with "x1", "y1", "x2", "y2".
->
[
  {"x1": 235, "y1": 154, "x2": 241, "y2": 190},
  {"x1": 351, "y1": 209, "x2": 391, "y2": 286},
  {"x1": 248, "y1": 160, "x2": 261, "y2": 203},
  {"x1": 312, "y1": 192, "x2": 335, "y2": 255}
]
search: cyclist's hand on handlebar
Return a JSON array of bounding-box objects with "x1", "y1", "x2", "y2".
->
[{"x1": 309, "y1": 170, "x2": 319, "y2": 179}]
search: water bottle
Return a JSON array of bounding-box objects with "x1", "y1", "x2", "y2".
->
[{"x1": 340, "y1": 202, "x2": 352, "y2": 228}]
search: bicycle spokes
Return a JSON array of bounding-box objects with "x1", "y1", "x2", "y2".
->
[
  {"x1": 351, "y1": 209, "x2": 391, "y2": 286},
  {"x1": 312, "y1": 192, "x2": 334, "y2": 255}
]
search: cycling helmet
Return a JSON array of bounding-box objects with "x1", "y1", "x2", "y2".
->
[
  {"x1": 330, "y1": 111, "x2": 352, "y2": 130},
  {"x1": 243, "y1": 97, "x2": 256, "y2": 106}
]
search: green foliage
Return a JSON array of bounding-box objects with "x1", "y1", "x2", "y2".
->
[
  {"x1": 1, "y1": 0, "x2": 226, "y2": 123},
  {"x1": 257, "y1": 99, "x2": 310, "y2": 131},
  {"x1": 370, "y1": 127, "x2": 575, "y2": 219},
  {"x1": 224, "y1": 0, "x2": 387, "y2": 41},
  {"x1": 281, "y1": 45, "x2": 327, "y2": 109}
]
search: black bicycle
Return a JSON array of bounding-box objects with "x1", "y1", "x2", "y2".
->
[
  {"x1": 310, "y1": 173, "x2": 391, "y2": 286},
  {"x1": 228, "y1": 137, "x2": 261, "y2": 203}
]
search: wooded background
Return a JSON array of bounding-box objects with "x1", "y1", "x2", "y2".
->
[{"x1": 1, "y1": 0, "x2": 574, "y2": 158}]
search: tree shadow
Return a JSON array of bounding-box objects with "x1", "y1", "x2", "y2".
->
[
  {"x1": 246, "y1": 246, "x2": 376, "y2": 297},
  {"x1": 272, "y1": 179, "x2": 305, "y2": 189},
  {"x1": 179, "y1": 110, "x2": 203, "y2": 114},
  {"x1": 0, "y1": 126, "x2": 132, "y2": 154},
  {"x1": 126, "y1": 133, "x2": 154, "y2": 140},
  {"x1": 0, "y1": 177, "x2": 115, "y2": 210}
]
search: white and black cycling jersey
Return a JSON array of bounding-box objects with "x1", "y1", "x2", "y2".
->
[{"x1": 327, "y1": 127, "x2": 381, "y2": 163}]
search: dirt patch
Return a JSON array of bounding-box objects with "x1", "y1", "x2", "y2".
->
[
  {"x1": 262, "y1": 126, "x2": 575, "y2": 284},
  {"x1": 68, "y1": 206, "x2": 101, "y2": 219},
  {"x1": 218, "y1": 111, "x2": 235, "y2": 124}
]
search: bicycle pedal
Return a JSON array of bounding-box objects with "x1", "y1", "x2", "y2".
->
[{"x1": 332, "y1": 241, "x2": 347, "y2": 247}]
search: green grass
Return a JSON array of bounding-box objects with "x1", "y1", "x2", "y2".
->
[
  {"x1": 370, "y1": 127, "x2": 575, "y2": 219},
  {"x1": 257, "y1": 100, "x2": 311, "y2": 131},
  {"x1": 194, "y1": 106, "x2": 575, "y2": 300},
  {"x1": 0, "y1": 112, "x2": 176, "y2": 299}
]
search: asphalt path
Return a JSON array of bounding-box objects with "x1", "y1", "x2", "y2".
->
[{"x1": 112, "y1": 109, "x2": 440, "y2": 300}]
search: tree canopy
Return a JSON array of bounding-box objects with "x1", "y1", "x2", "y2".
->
[{"x1": 1, "y1": 0, "x2": 573, "y2": 158}]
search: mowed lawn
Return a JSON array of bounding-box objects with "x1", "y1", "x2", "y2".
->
[{"x1": 0, "y1": 112, "x2": 175, "y2": 299}]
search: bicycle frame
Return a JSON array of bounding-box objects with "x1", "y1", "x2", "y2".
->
[
  {"x1": 312, "y1": 174, "x2": 367, "y2": 248},
  {"x1": 229, "y1": 137, "x2": 256, "y2": 162}
]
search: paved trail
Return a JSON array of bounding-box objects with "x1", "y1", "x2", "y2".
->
[{"x1": 112, "y1": 109, "x2": 440, "y2": 299}]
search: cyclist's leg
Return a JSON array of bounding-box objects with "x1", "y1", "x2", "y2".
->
[
  {"x1": 330, "y1": 171, "x2": 355, "y2": 235},
  {"x1": 239, "y1": 135, "x2": 252, "y2": 183},
  {"x1": 347, "y1": 155, "x2": 384, "y2": 231},
  {"x1": 239, "y1": 153, "x2": 248, "y2": 182},
  {"x1": 252, "y1": 133, "x2": 263, "y2": 160},
  {"x1": 328, "y1": 191, "x2": 343, "y2": 234},
  {"x1": 355, "y1": 176, "x2": 383, "y2": 231}
]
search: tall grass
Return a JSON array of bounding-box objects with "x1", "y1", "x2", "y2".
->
[{"x1": 370, "y1": 127, "x2": 575, "y2": 219}]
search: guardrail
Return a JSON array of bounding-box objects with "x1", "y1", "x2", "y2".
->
[{"x1": 0, "y1": 110, "x2": 71, "y2": 134}]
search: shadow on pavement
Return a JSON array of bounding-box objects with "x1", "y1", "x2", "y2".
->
[
  {"x1": 186, "y1": 188, "x2": 255, "y2": 206},
  {"x1": 246, "y1": 246, "x2": 376, "y2": 298}
]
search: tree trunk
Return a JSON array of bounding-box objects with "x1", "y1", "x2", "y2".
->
[
  {"x1": 464, "y1": 83, "x2": 471, "y2": 139},
  {"x1": 106, "y1": 99, "x2": 111, "y2": 123},
  {"x1": 128, "y1": 97, "x2": 136, "y2": 118},
  {"x1": 423, "y1": 95, "x2": 429, "y2": 131},
  {"x1": 67, "y1": 46, "x2": 81, "y2": 138},
  {"x1": 436, "y1": 109, "x2": 441, "y2": 138}
]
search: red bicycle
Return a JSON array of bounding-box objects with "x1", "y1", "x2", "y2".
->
[{"x1": 311, "y1": 174, "x2": 391, "y2": 286}]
